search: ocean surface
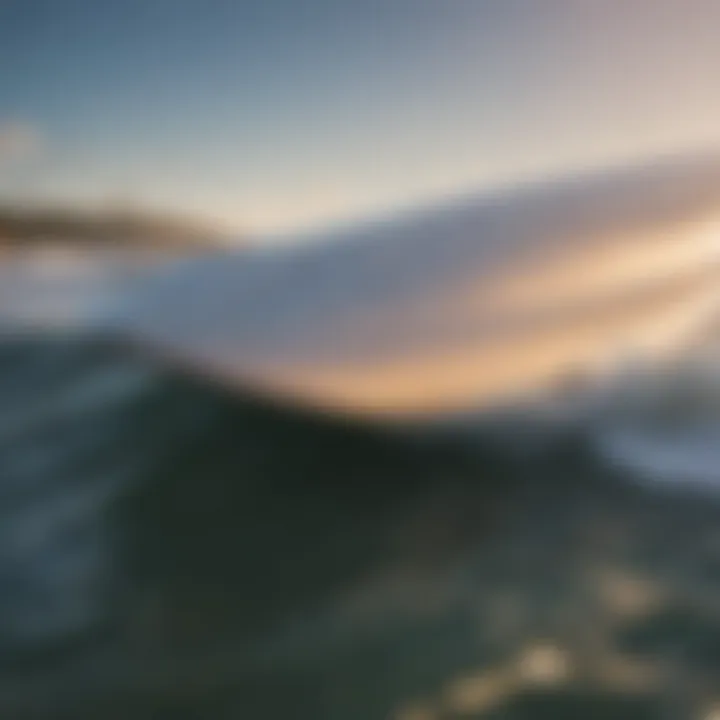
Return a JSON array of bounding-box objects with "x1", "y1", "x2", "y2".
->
[
  {"x1": 2, "y1": 255, "x2": 720, "y2": 718},
  {"x1": 0, "y1": 331, "x2": 718, "y2": 720}
]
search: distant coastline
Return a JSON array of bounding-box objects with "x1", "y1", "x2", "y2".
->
[{"x1": 0, "y1": 206, "x2": 231, "y2": 253}]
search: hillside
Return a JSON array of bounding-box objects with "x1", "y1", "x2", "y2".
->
[{"x1": 0, "y1": 206, "x2": 229, "y2": 251}]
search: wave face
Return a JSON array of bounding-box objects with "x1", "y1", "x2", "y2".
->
[
  {"x1": 3, "y1": 328, "x2": 720, "y2": 719},
  {"x1": 0, "y1": 330, "x2": 160, "y2": 647},
  {"x1": 0, "y1": 327, "x2": 469, "y2": 652}
]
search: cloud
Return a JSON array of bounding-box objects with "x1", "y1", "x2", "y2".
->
[{"x1": 0, "y1": 122, "x2": 43, "y2": 165}]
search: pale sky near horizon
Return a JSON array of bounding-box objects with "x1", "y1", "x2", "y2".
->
[{"x1": 3, "y1": 0, "x2": 720, "y2": 239}]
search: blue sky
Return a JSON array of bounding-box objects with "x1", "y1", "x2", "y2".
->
[{"x1": 2, "y1": 0, "x2": 720, "y2": 238}]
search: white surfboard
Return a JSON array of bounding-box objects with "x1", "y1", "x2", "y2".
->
[{"x1": 111, "y1": 151, "x2": 720, "y2": 424}]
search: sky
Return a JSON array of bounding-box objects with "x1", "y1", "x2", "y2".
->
[{"x1": 3, "y1": 0, "x2": 720, "y2": 239}]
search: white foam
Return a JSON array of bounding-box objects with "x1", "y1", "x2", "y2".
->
[
  {"x1": 0, "y1": 248, "x2": 171, "y2": 330},
  {"x1": 597, "y1": 425, "x2": 720, "y2": 490}
]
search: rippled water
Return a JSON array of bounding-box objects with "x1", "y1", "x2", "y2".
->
[{"x1": 2, "y1": 330, "x2": 720, "y2": 719}]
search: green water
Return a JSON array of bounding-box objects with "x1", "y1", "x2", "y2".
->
[{"x1": 2, "y1": 332, "x2": 720, "y2": 719}]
